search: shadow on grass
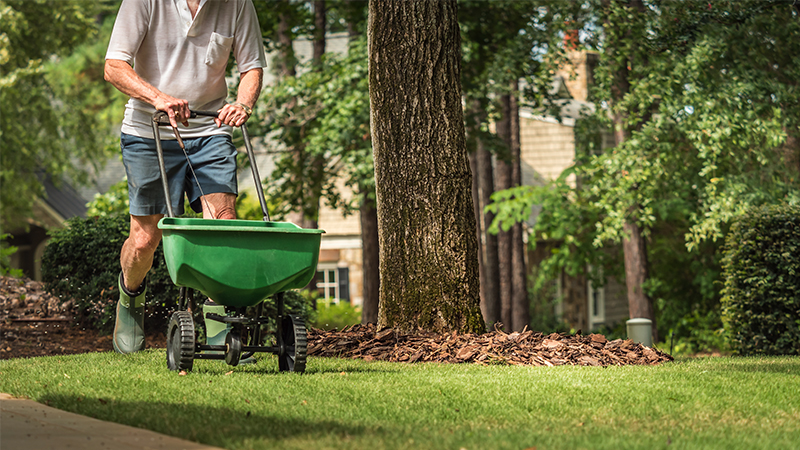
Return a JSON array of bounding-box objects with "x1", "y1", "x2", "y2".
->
[
  {"x1": 38, "y1": 393, "x2": 371, "y2": 448},
  {"x1": 184, "y1": 357, "x2": 402, "y2": 376}
]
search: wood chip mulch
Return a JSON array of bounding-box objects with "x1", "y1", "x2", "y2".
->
[
  {"x1": 3, "y1": 276, "x2": 672, "y2": 366},
  {"x1": 308, "y1": 324, "x2": 673, "y2": 367}
]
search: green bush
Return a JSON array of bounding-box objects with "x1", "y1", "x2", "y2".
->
[
  {"x1": 310, "y1": 298, "x2": 361, "y2": 331},
  {"x1": 41, "y1": 215, "x2": 178, "y2": 333},
  {"x1": 1, "y1": 233, "x2": 24, "y2": 277},
  {"x1": 721, "y1": 204, "x2": 800, "y2": 355},
  {"x1": 41, "y1": 215, "x2": 315, "y2": 335}
]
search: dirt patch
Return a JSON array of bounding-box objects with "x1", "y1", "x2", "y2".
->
[
  {"x1": 0, "y1": 276, "x2": 164, "y2": 359},
  {"x1": 2, "y1": 276, "x2": 671, "y2": 366}
]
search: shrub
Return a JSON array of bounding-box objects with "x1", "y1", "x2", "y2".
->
[
  {"x1": 41, "y1": 215, "x2": 178, "y2": 333},
  {"x1": 721, "y1": 204, "x2": 800, "y2": 355},
  {"x1": 310, "y1": 298, "x2": 362, "y2": 331},
  {"x1": 41, "y1": 215, "x2": 315, "y2": 335},
  {"x1": 1, "y1": 234, "x2": 24, "y2": 277}
]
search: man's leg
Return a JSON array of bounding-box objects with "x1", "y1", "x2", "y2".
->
[
  {"x1": 114, "y1": 214, "x2": 163, "y2": 354},
  {"x1": 121, "y1": 214, "x2": 164, "y2": 290},
  {"x1": 200, "y1": 192, "x2": 236, "y2": 220}
]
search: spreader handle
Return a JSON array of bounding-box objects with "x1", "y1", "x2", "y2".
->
[
  {"x1": 190, "y1": 110, "x2": 219, "y2": 118},
  {"x1": 151, "y1": 110, "x2": 271, "y2": 222}
]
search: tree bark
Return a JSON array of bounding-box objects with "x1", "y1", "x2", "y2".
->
[
  {"x1": 468, "y1": 149, "x2": 484, "y2": 323},
  {"x1": 477, "y1": 116, "x2": 500, "y2": 329},
  {"x1": 276, "y1": 1, "x2": 297, "y2": 78},
  {"x1": 360, "y1": 186, "x2": 380, "y2": 324},
  {"x1": 509, "y1": 80, "x2": 529, "y2": 331},
  {"x1": 369, "y1": 0, "x2": 484, "y2": 334},
  {"x1": 478, "y1": 155, "x2": 500, "y2": 329},
  {"x1": 466, "y1": 98, "x2": 499, "y2": 331},
  {"x1": 313, "y1": 1, "x2": 326, "y2": 64},
  {"x1": 495, "y1": 94, "x2": 513, "y2": 330}
]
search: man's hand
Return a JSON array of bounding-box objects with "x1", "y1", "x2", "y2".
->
[
  {"x1": 216, "y1": 102, "x2": 251, "y2": 128},
  {"x1": 154, "y1": 95, "x2": 190, "y2": 128},
  {"x1": 216, "y1": 68, "x2": 263, "y2": 128}
]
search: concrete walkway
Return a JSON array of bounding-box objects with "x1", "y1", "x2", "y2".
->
[{"x1": 0, "y1": 393, "x2": 224, "y2": 450}]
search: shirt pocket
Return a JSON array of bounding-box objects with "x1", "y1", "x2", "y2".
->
[{"x1": 205, "y1": 32, "x2": 234, "y2": 69}]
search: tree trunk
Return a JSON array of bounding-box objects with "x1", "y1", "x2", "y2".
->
[
  {"x1": 276, "y1": 1, "x2": 297, "y2": 78},
  {"x1": 477, "y1": 117, "x2": 500, "y2": 329},
  {"x1": 468, "y1": 149, "x2": 485, "y2": 324},
  {"x1": 360, "y1": 186, "x2": 380, "y2": 324},
  {"x1": 623, "y1": 219, "x2": 652, "y2": 320},
  {"x1": 605, "y1": 0, "x2": 656, "y2": 341},
  {"x1": 467, "y1": 99, "x2": 499, "y2": 331},
  {"x1": 369, "y1": 0, "x2": 484, "y2": 334},
  {"x1": 313, "y1": 1, "x2": 326, "y2": 64},
  {"x1": 509, "y1": 80, "x2": 529, "y2": 331},
  {"x1": 495, "y1": 94, "x2": 513, "y2": 330}
]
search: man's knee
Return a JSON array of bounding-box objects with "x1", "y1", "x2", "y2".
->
[
  {"x1": 128, "y1": 216, "x2": 163, "y2": 254},
  {"x1": 202, "y1": 193, "x2": 237, "y2": 220}
]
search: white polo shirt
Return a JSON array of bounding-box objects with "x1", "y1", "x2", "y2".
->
[{"x1": 106, "y1": 0, "x2": 266, "y2": 139}]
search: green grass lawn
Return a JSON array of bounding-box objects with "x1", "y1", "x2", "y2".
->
[{"x1": 1, "y1": 352, "x2": 798, "y2": 450}]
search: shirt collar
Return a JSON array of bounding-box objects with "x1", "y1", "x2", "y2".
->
[{"x1": 175, "y1": 0, "x2": 210, "y2": 37}]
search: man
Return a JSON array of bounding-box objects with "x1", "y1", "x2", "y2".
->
[{"x1": 104, "y1": 0, "x2": 266, "y2": 354}]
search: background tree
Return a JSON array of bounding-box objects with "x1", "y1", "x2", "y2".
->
[
  {"x1": 459, "y1": 0, "x2": 577, "y2": 331},
  {"x1": 491, "y1": 0, "x2": 800, "y2": 348},
  {"x1": 369, "y1": 0, "x2": 483, "y2": 334},
  {"x1": 0, "y1": 0, "x2": 119, "y2": 231}
]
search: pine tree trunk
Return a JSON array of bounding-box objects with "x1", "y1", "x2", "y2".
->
[
  {"x1": 606, "y1": 0, "x2": 656, "y2": 342},
  {"x1": 509, "y1": 81, "x2": 529, "y2": 331},
  {"x1": 276, "y1": 1, "x2": 296, "y2": 78},
  {"x1": 369, "y1": 0, "x2": 484, "y2": 334},
  {"x1": 468, "y1": 149, "x2": 485, "y2": 322},
  {"x1": 360, "y1": 186, "x2": 380, "y2": 324},
  {"x1": 477, "y1": 120, "x2": 500, "y2": 329},
  {"x1": 313, "y1": 1, "x2": 326, "y2": 64},
  {"x1": 495, "y1": 94, "x2": 513, "y2": 330},
  {"x1": 467, "y1": 99, "x2": 498, "y2": 331}
]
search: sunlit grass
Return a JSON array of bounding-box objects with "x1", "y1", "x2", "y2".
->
[{"x1": 1, "y1": 353, "x2": 799, "y2": 449}]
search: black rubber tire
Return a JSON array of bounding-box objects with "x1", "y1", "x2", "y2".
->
[
  {"x1": 225, "y1": 331, "x2": 242, "y2": 366},
  {"x1": 278, "y1": 315, "x2": 307, "y2": 373},
  {"x1": 166, "y1": 311, "x2": 195, "y2": 372}
]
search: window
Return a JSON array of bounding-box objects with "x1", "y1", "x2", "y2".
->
[
  {"x1": 587, "y1": 278, "x2": 605, "y2": 329},
  {"x1": 316, "y1": 263, "x2": 350, "y2": 303}
]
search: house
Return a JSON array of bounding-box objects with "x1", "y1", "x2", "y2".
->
[{"x1": 5, "y1": 174, "x2": 89, "y2": 280}]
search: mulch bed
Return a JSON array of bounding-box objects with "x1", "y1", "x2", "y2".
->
[
  {"x1": 309, "y1": 324, "x2": 672, "y2": 366},
  {"x1": 2, "y1": 276, "x2": 671, "y2": 366}
]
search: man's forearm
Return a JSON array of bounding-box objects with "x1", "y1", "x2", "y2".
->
[
  {"x1": 104, "y1": 59, "x2": 190, "y2": 127},
  {"x1": 236, "y1": 68, "x2": 263, "y2": 109},
  {"x1": 104, "y1": 60, "x2": 164, "y2": 107}
]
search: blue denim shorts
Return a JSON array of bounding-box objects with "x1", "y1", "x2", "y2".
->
[{"x1": 120, "y1": 133, "x2": 238, "y2": 216}]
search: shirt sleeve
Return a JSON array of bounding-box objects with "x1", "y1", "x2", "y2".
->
[
  {"x1": 105, "y1": 0, "x2": 151, "y2": 65},
  {"x1": 232, "y1": 0, "x2": 267, "y2": 73}
]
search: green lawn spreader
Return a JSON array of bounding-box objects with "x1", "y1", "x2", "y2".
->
[{"x1": 151, "y1": 110, "x2": 324, "y2": 373}]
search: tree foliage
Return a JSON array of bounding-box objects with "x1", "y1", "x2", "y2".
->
[
  {"x1": 490, "y1": 0, "x2": 800, "y2": 340},
  {"x1": 0, "y1": 1, "x2": 122, "y2": 230},
  {"x1": 256, "y1": 36, "x2": 372, "y2": 220}
]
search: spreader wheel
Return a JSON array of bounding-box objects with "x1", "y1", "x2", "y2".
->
[
  {"x1": 279, "y1": 315, "x2": 307, "y2": 373},
  {"x1": 167, "y1": 311, "x2": 195, "y2": 372},
  {"x1": 225, "y1": 331, "x2": 242, "y2": 366}
]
